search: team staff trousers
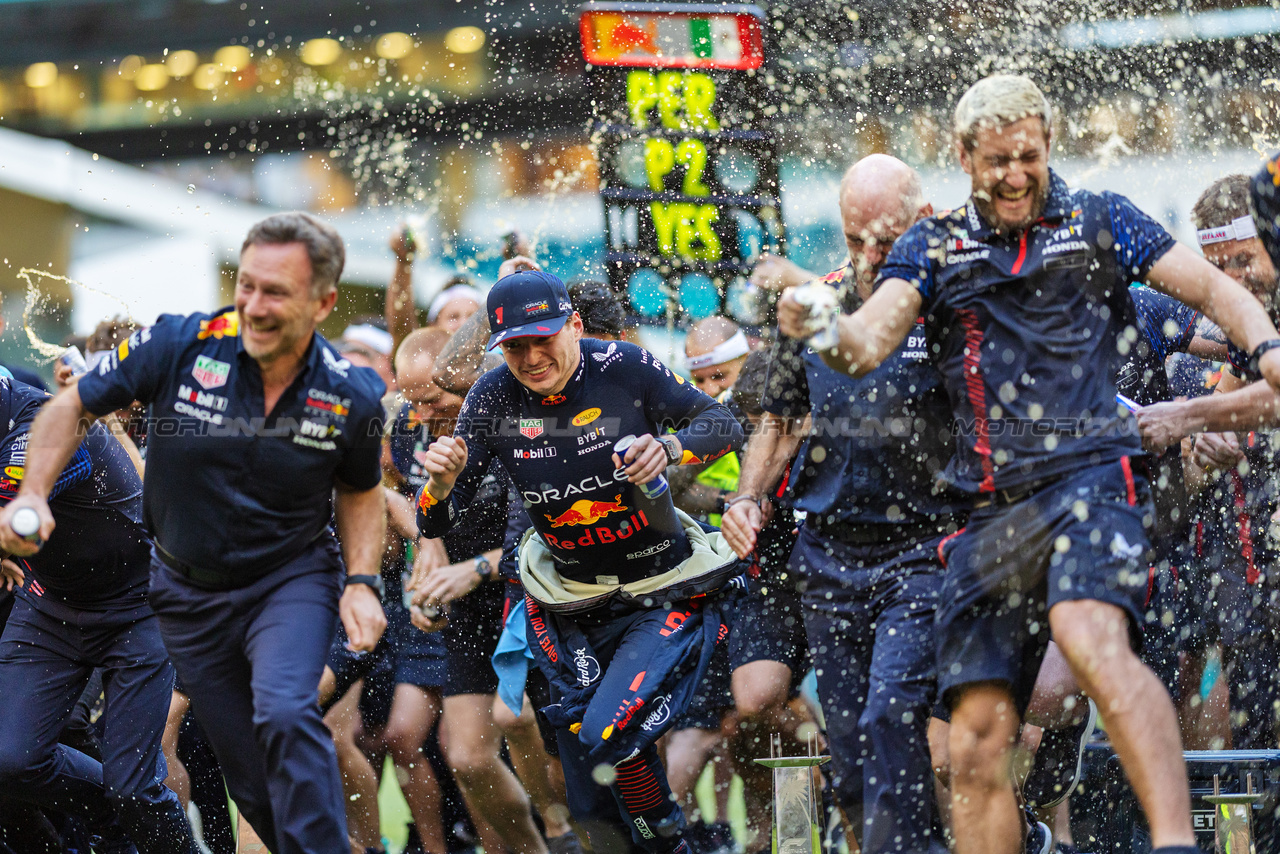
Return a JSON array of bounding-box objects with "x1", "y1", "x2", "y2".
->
[
  {"x1": 148, "y1": 543, "x2": 348, "y2": 854},
  {"x1": 793, "y1": 525, "x2": 949, "y2": 854},
  {"x1": 0, "y1": 596, "x2": 194, "y2": 854}
]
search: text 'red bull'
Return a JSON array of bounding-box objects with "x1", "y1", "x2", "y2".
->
[{"x1": 543, "y1": 510, "x2": 650, "y2": 551}]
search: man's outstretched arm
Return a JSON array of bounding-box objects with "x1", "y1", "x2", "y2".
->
[
  {"x1": 1137, "y1": 369, "x2": 1280, "y2": 452},
  {"x1": 778, "y1": 277, "x2": 922, "y2": 377}
]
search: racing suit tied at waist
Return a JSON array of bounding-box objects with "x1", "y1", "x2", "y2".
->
[{"x1": 518, "y1": 507, "x2": 740, "y2": 612}]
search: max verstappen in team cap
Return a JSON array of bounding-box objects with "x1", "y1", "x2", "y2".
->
[{"x1": 415, "y1": 270, "x2": 744, "y2": 853}]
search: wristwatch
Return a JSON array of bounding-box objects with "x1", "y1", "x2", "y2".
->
[
  {"x1": 1247, "y1": 338, "x2": 1280, "y2": 376},
  {"x1": 658, "y1": 435, "x2": 681, "y2": 466},
  {"x1": 474, "y1": 555, "x2": 493, "y2": 582},
  {"x1": 345, "y1": 573, "x2": 385, "y2": 600}
]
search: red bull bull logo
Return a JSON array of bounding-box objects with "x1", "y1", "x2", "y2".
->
[
  {"x1": 678, "y1": 445, "x2": 732, "y2": 466},
  {"x1": 541, "y1": 394, "x2": 567, "y2": 406},
  {"x1": 197, "y1": 312, "x2": 239, "y2": 340},
  {"x1": 305, "y1": 396, "x2": 350, "y2": 417},
  {"x1": 545, "y1": 495, "x2": 627, "y2": 527}
]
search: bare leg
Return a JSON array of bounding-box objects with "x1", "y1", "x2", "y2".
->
[
  {"x1": 663, "y1": 726, "x2": 722, "y2": 822},
  {"x1": 948, "y1": 683, "x2": 1023, "y2": 854},
  {"x1": 1178, "y1": 646, "x2": 1231, "y2": 750},
  {"x1": 441, "y1": 693, "x2": 548, "y2": 854},
  {"x1": 495, "y1": 692, "x2": 573, "y2": 838},
  {"x1": 728, "y1": 659, "x2": 806, "y2": 850},
  {"x1": 1049, "y1": 599, "x2": 1194, "y2": 848},
  {"x1": 1051, "y1": 800, "x2": 1073, "y2": 846},
  {"x1": 324, "y1": 682, "x2": 383, "y2": 852},
  {"x1": 162, "y1": 690, "x2": 191, "y2": 808},
  {"x1": 382, "y1": 683, "x2": 447, "y2": 854},
  {"x1": 1024, "y1": 642, "x2": 1088, "y2": 730}
]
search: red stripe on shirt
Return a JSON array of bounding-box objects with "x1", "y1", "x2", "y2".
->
[{"x1": 956, "y1": 308, "x2": 995, "y2": 492}]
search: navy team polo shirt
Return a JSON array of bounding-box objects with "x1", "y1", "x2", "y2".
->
[
  {"x1": 878, "y1": 169, "x2": 1176, "y2": 494},
  {"x1": 76, "y1": 307, "x2": 386, "y2": 585}
]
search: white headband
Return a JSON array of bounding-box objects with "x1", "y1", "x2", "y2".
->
[
  {"x1": 428, "y1": 285, "x2": 481, "y2": 323},
  {"x1": 340, "y1": 323, "x2": 393, "y2": 356},
  {"x1": 1197, "y1": 215, "x2": 1258, "y2": 247},
  {"x1": 687, "y1": 329, "x2": 750, "y2": 371}
]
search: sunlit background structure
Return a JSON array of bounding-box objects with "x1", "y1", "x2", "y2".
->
[{"x1": 0, "y1": 0, "x2": 1276, "y2": 373}]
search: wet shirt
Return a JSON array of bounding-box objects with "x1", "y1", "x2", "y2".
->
[
  {"x1": 0, "y1": 378, "x2": 152, "y2": 619},
  {"x1": 763, "y1": 263, "x2": 967, "y2": 527},
  {"x1": 1118, "y1": 287, "x2": 1200, "y2": 542},
  {"x1": 388, "y1": 399, "x2": 510, "y2": 563},
  {"x1": 417, "y1": 338, "x2": 743, "y2": 585},
  {"x1": 878, "y1": 169, "x2": 1176, "y2": 494},
  {"x1": 76, "y1": 307, "x2": 386, "y2": 584}
]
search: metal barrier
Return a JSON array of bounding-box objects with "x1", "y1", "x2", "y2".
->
[{"x1": 1070, "y1": 746, "x2": 1280, "y2": 854}]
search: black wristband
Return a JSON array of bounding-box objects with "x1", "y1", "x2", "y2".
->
[
  {"x1": 345, "y1": 573, "x2": 385, "y2": 600},
  {"x1": 1248, "y1": 338, "x2": 1280, "y2": 376}
]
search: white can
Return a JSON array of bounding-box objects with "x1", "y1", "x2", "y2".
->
[
  {"x1": 791, "y1": 282, "x2": 841, "y2": 351},
  {"x1": 11, "y1": 507, "x2": 41, "y2": 544}
]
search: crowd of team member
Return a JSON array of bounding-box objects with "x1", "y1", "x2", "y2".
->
[{"x1": 2, "y1": 72, "x2": 1280, "y2": 854}]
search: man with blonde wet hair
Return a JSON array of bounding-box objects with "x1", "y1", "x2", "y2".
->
[{"x1": 776, "y1": 74, "x2": 1280, "y2": 854}]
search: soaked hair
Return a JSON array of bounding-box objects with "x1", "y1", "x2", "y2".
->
[
  {"x1": 242, "y1": 211, "x2": 345, "y2": 298},
  {"x1": 954, "y1": 75, "x2": 1054, "y2": 152},
  {"x1": 87, "y1": 316, "x2": 140, "y2": 353},
  {"x1": 731, "y1": 350, "x2": 771, "y2": 418},
  {"x1": 568, "y1": 280, "x2": 627, "y2": 338},
  {"x1": 394, "y1": 327, "x2": 451, "y2": 374},
  {"x1": 1191, "y1": 174, "x2": 1252, "y2": 231}
]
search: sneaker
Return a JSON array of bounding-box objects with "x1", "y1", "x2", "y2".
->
[
  {"x1": 1025, "y1": 817, "x2": 1052, "y2": 854},
  {"x1": 1023, "y1": 698, "x2": 1098, "y2": 809},
  {"x1": 547, "y1": 830, "x2": 587, "y2": 854}
]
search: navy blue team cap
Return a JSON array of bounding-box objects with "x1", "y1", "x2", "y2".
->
[{"x1": 485, "y1": 270, "x2": 575, "y2": 350}]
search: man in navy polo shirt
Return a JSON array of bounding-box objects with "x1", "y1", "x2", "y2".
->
[
  {"x1": 0, "y1": 212, "x2": 389, "y2": 854},
  {"x1": 0, "y1": 371, "x2": 194, "y2": 854},
  {"x1": 779, "y1": 76, "x2": 1280, "y2": 854},
  {"x1": 725, "y1": 154, "x2": 959, "y2": 854},
  {"x1": 415, "y1": 270, "x2": 744, "y2": 854}
]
